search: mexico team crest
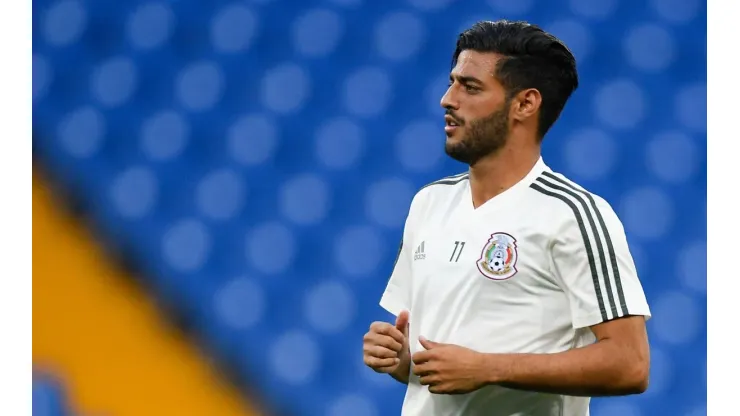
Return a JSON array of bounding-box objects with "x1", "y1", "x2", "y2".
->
[{"x1": 476, "y1": 232, "x2": 518, "y2": 280}]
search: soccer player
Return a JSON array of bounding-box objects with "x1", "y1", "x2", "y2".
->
[{"x1": 362, "y1": 20, "x2": 651, "y2": 416}]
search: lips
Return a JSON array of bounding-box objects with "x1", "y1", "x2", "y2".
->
[{"x1": 445, "y1": 115, "x2": 461, "y2": 134}]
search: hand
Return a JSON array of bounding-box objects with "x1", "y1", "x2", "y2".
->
[
  {"x1": 411, "y1": 337, "x2": 488, "y2": 395},
  {"x1": 363, "y1": 310, "x2": 410, "y2": 374}
]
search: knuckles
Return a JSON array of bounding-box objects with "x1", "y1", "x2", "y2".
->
[{"x1": 369, "y1": 321, "x2": 390, "y2": 332}]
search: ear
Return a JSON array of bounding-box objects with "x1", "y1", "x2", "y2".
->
[{"x1": 510, "y1": 88, "x2": 542, "y2": 123}]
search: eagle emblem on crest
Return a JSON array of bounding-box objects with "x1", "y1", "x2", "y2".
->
[{"x1": 476, "y1": 232, "x2": 518, "y2": 280}]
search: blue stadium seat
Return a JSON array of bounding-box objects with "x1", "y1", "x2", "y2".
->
[{"x1": 33, "y1": 372, "x2": 71, "y2": 416}]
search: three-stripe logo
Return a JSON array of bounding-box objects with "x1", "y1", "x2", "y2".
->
[{"x1": 529, "y1": 171, "x2": 628, "y2": 323}]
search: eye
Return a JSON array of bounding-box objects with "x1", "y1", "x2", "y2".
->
[{"x1": 464, "y1": 84, "x2": 478, "y2": 93}]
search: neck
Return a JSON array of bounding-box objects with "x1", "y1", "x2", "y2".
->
[{"x1": 467, "y1": 142, "x2": 541, "y2": 209}]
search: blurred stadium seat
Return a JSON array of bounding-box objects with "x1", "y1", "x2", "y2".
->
[
  {"x1": 33, "y1": 371, "x2": 72, "y2": 416},
  {"x1": 32, "y1": 0, "x2": 706, "y2": 415}
]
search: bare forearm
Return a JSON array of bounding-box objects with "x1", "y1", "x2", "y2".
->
[{"x1": 483, "y1": 340, "x2": 649, "y2": 397}]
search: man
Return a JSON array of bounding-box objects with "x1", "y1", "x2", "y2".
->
[{"x1": 362, "y1": 20, "x2": 651, "y2": 416}]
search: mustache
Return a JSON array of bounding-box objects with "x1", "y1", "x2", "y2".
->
[{"x1": 445, "y1": 110, "x2": 464, "y2": 125}]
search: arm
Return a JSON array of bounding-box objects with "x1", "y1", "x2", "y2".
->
[
  {"x1": 484, "y1": 315, "x2": 650, "y2": 396},
  {"x1": 378, "y1": 194, "x2": 421, "y2": 384},
  {"x1": 493, "y1": 187, "x2": 652, "y2": 396},
  {"x1": 412, "y1": 316, "x2": 649, "y2": 396},
  {"x1": 381, "y1": 240, "x2": 413, "y2": 385}
]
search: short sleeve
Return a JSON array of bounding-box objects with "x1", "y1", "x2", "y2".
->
[
  {"x1": 379, "y1": 237, "x2": 412, "y2": 316},
  {"x1": 379, "y1": 197, "x2": 419, "y2": 317},
  {"x1": 552, "y1": 195, "x2": 651, "y2": 329}
]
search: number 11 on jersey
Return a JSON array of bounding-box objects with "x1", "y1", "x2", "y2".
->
[{"x1": 449, "y1": 241, "x2": 466, "y2": 262}]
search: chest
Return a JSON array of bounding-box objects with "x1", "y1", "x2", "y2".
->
[{"x1": 407, "y1": 208, "x2": 560, "y2": 308}]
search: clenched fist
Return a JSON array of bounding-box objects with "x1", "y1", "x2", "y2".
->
[
  {"x1": 363, "y1": 310, "x2": 411, "y2": 381},
  {"x1": 411, "y1": 336, "x2": 488, "y2": 395}
]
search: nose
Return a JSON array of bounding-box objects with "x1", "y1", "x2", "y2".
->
[{"x1": 440, "y1": 86, "x2": 458, "y2": 111}]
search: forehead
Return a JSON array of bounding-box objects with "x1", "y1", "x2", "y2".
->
[{"x1": 451, "y1": 50, "x2": 502, "y2": 82}]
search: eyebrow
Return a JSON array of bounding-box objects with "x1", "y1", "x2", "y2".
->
[{"x1": 449, "y1": 74, "x2": 484, "y2": 86}]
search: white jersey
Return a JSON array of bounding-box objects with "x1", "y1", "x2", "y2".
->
[{"x1": 379, "y1": 157, "x2": 651, "y2": 416}]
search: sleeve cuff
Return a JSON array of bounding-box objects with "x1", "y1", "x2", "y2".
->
[
  {"x1": 379, "y1": 293, "x2": 406, "y2": 317},
  {"x1": 572, "y1": 307, "x2": 652, "y2": 329}
]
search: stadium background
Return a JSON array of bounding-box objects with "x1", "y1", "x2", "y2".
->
[{"x1": 31, "y1": 0, "x2": 707, "y2": 415}]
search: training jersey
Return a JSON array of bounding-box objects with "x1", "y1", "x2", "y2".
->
[{"x1": 379, "y1": 157, "x2": 651, "y2": 416}]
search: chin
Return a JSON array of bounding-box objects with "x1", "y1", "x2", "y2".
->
[
  {"x1": 445, "y1": 141, "x2": 468, "y2": 162},
  {"x1": 445, "y1": 133, "x2": 463, "y2": 145},
  {"x1": 444, "y1": 139, "x2": 458, "y2": 155}
]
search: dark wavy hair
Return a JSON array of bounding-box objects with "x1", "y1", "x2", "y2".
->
[{"x1": 452, "y1": 20, "x2": 579, "y2": 140}]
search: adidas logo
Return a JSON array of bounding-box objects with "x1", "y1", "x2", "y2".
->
[{"x1": 414, "y1": 241, "x2": 426, "y2": 261}]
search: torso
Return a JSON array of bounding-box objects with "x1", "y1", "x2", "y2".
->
[{"x1": 401, "y1": 160, "x2": 592, "y2": 416}]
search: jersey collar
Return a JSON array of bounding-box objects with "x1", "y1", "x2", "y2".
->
[{"x1": 466, "y1": 156, "x2": 549, "y2": 212}]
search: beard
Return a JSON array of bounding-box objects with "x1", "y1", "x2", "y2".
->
[{"x1": 444, "y1": 103, "x2": 510, "y2": 166}]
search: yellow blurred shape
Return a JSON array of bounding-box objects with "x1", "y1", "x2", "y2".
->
[{"x1": 32, "y1": 174, "x2": 260, "y2": 416}]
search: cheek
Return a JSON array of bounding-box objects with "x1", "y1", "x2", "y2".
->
[{"x1": 464, "y1": 98, "x2": 501, "y2": 119}]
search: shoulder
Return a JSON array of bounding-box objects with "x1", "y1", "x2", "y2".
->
[
  {"x1": 526, "y1": 169, "x2": 622, "y2": 234},
  {"x1": 407, "y1": 171, "x2": 469, "y2": 218},
  {"x1": 418, "y1": 171, "x2": 469, "y2": 194},
  {"x1": 415, "y1": 171, "x2": 469, "y2": 202}
]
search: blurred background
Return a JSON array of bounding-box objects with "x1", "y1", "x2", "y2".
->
[{"x1": 31, "y1": 0, "x2": 707, "y2": 415}]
